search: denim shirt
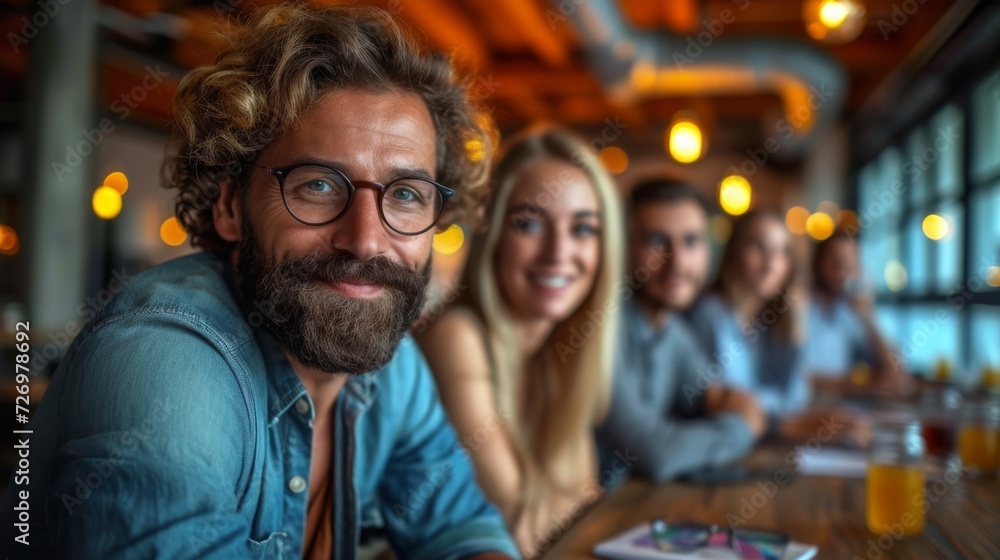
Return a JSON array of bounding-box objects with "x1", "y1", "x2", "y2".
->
[
  {"x1": 685, "y1": 293, "x2": 810, "y2": 416},
  {"x1": 1, "y1": 252, "x2": 518, "y2": 560}
]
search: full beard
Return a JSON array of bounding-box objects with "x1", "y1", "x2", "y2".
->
[{"x1": 235, "y1": 221, "x2": 429, "y2": 375}]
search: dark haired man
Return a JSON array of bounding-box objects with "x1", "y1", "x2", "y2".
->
[
  {"x1": 1, "y1": 5, "x2": 516, "y2": 559},
  {"x1": 597, "y1": 179, "x2": 765, "y2": 482}
]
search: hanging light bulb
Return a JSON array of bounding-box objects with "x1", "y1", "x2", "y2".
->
[{"x1": 803, "y1": 0, "x2": 866, "y2": 44}]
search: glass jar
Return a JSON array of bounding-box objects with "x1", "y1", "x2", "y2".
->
[
  {"x1": 867, "y1": 416, "x2": 925, "y2": 537},
  {"x1": 958, "y1": 396, "x2": 1000, "y2": 476},
  {"x1": 919, "y1": 384, "x2": 960, "y2": 460}
]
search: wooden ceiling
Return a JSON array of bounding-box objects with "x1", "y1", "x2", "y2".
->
[{"x1": 0, "y1": 0, "x2": 956, "y2": 136}]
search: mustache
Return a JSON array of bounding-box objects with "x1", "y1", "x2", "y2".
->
[{"x1": 278, "y1": 251, "x2": 424, "y2": 292}]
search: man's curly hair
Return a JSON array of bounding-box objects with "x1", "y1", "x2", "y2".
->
[{"x1": 162, "y1": 4, "x2": 494, "y2": 253}]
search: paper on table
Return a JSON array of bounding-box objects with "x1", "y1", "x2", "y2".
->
[
  {"x1": 593, "y1": 524, "x2": 818, "y2": 560},
  {"x1": 794, "y1": 448, "x2": 946, "y2": 479}
]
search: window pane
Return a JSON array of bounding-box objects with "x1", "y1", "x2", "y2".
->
[
  {"x1": 905, "y1": 214, "x2": 929, "y2": 295},
  {"x1": 931, "y1": 201, "x2": 963, "y2": 293},
  {"x1": 971, "y1": 305, "x2": 1000, "y2": 378},
  {"x1": 972, "y1": 70, "x2": 1000, "y2": 183},
  {"x1": 932, "y1": 105, "x2": 963, "y2": 197},
  {"x1": 874, "y1": 304, "x2": 903, "y2": 345},
  {"x1": 970, "y1": 183, "x2": 1000, "y2": 285},
  {"x1": 895, "y1": 305, "x2": 960, "y2": 378},
  {"x1": 879, "y1": 148, "x2": 904, "y2": 223},
  {"x1": 906, "y1": 128, "x2": 929, "y2": 206}
]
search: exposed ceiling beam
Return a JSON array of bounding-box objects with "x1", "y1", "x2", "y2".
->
[
  {"x1": 488, "y1": 0, "x2": 570, "y2": 67},
  {"x1": 390, "y1": 0, "x2": 490, "y2": 71}
]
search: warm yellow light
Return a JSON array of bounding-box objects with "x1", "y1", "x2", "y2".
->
[
  {"x1": 803, "y1": 0, "x2": 866, "y2": 44},
  {"x1": 92, "y1": 186, "x2": 123, "y2": 220},
  {"x1": 884, "y1": 260, "x2": 907, "y2": 292},
  {"x1": 433, "y1": 224, "x2": 465, "y2": 255},
  {"x1": 922, "y1": 214, "x2": 949, "y2": 241},
  {"x1": 805, "y1": 212, "x2": 835, "y2": 240},
  {"x1": 667, "y1": 120, "x2": 703, "y2": 163},
  {"x1": 103, "y1": 171, "x2": 129, "y2": 195},
  {"x1": 709, "y1": 214, "x2": 732, "y2": 243},
  {"x1": 818, "y1": 0, "x2": 849, "y2": 28},
  {"x1": 465, "y1": 138, "x2": 486, "y2": 163},
  {"x1": 785, "y1": 206, "x2": 810, "y2": 236},
  {"x1": 631, "y1": 60, "x2": 657, "y2": 91},
  {"x1": 599, "y1": 146, "x2": 629, "y2": 174},
  {"x1": 0, "y1": 225, "x2": 18, "y2": 254},
  {"x1": 806, "y1": 22, "x2": 828, "y2": 40},
  {"x1": 160, "y1": 217, "x2": 187, "y2": 247},
  {"x1": 718, "y1": 175, "x2": 751, "y2": 216},
  {"x1": 986, "y1": 266, "x2": 1000, "y2": 288}
]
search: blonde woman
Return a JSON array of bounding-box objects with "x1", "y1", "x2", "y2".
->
[{"x1": 416, "y1": 126, "x2": 624, "y2": 556}]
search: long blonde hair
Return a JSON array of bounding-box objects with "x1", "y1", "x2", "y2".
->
[{"x1": 460, "y1": 125, "x2": 624, "y2": 514}]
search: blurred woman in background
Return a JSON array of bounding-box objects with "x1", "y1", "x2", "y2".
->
[
  {"x1": 416, "y1": 126, "x2": 624, "y2": 557},
  {"x1": 805, "y1": 230, "x2": 909, "y2": 394},
  {"x1": 686, "y1": 211, "x2": 870, "y2": 446}
]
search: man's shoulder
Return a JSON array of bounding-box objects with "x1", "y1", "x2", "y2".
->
[{"x1": 96, "y1": 252, "x2": 253, "y2": 346}]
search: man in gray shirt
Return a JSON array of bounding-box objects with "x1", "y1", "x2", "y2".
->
[{"x1": 597, "y1": 179, "x2": 765, "y2": 482}]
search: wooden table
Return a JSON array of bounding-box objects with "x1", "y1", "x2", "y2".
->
[{"x1": 540, "y1": 447, "x2": 1000, "y2": 559}]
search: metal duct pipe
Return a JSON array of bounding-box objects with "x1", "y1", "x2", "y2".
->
[{"x1": 556, "y1": 0, "x2": 846, "y2": 160}]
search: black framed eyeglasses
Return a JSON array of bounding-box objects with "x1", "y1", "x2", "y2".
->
[
  {"x1": 649, "y1": 520, "x2": 789, "y2": 560},
  {"x1": 247, "y1": 162, "x2": 455, "y2": 236}
]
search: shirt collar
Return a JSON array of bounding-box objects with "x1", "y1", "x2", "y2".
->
[
  {"x1": 256, "y1": 327, "x2": 379, "y2": 425},
  {"x1": 624, "y1": 298, "x2": 673, "y2": 344}
]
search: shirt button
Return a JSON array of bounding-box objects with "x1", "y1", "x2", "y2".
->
[
  {"x1": 294, "y1": 398, "x2": 310, "y2": 415},
  {"x1": 288, "y1": 476, "x2": 307, "y2": 494}
]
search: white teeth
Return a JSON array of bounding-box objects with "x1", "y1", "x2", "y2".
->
[{"x1": 532, "y1": 275, "x2": 571, "y2": 288}]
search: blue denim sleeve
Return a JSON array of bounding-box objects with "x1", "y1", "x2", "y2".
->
[
  {"x1": 377, "y1": 345, "x2": 519, "y2": 560},
  {"x1": 41, "y1": 312, "x2": 257, "y2": 559}
]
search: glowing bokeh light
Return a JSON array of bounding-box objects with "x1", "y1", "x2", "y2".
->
[
  {"x1": 433, "y1": 224, "x2": 465, "y2": 255},
  {"x1": 922, "y1": 214, "x2": 949, "y2": 241},
  {"x1": 667, "y1": 119, "x2": 703, "y2": 164},
  {"x1": 160, "y1": 217, "x2": 188, "y2": 247},
  {"x1": 599, "y1": 146, "x2": 629, "y2": 174},
  {"x1": 884, "y1": 260, "x2": 908, "y2": 292},
  {"x1": 785, "y1": 206, "x2": 810, "y2": 236},
  {"x1": 718, "y1": 175, "x2": 752, "y2": 216},
  {"x1": 103, "y1": 171, "x2": 129, "y2": 195},
  {"x1": 805, "y1": 212, "x2": 835, "y2": 240},
  {"x1": 92, "y1": 186, "x2": 123, "y2": 220}
]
